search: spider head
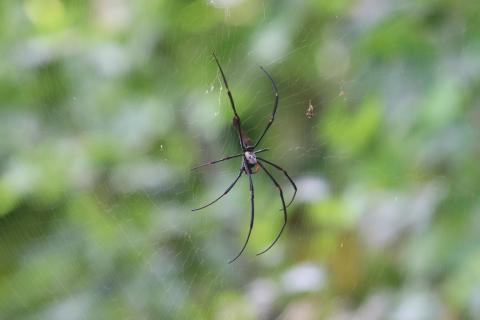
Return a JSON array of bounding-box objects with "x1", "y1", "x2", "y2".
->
[{"x1": 244, "y1": 151, "x2": 257, "y2": 165}]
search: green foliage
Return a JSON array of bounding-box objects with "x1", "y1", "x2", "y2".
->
[{"x1": 321, "y1": 97, "x2": 381, "y2": 157}]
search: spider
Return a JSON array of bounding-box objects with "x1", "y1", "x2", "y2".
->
[{"x1": 192, "y1": 53, "x2": 297, "y2": 263}]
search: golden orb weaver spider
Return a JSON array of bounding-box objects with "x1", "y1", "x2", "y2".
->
[{"x1": 192, "y1": 53, "x2": 297, "y2": 263}]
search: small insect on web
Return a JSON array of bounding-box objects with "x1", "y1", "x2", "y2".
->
[
  {"x1": 306, "y1": 100, "x2": 315, "y2": 119},
  {"x1": 192, "y1": 53, "x2": 297, "y2": 263}
]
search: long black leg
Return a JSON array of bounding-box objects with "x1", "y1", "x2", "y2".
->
[
  {"x1": 191, "y1": 149, "x2": 269, "y2": 171},
  {"x1": 256, "y1": 162, "x2": 287, "y2": 256},
  {"x1": 257, "y1": 157, "x2": 297, "y2": 208},
  {"x1": 192, "y1": 153, "x2": 243, "y2": 170},
  {"x1": 253, "y1": 67, "x2": 279, "y2": 149},
  {"x1": 212, "y1": 53, "x2": 245, "y2": 151},
  {"x1": 229, "y1": 162, "x2": 254, "y2": 263},
  {"x1": 254, "y1": 148, "x2": 269, "y2": 154},
  {"x1": 192, "y1": 168, "x2": 243, "y2": 212}
]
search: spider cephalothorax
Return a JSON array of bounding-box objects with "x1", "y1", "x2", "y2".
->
[
  {"x1": 244, "y1": 151, "x2": 257, "y2": 165},
  {"x1": 192, "y1": 53, "x2": 297, "y2": 263},
  {"x1": 244, "y1": 151, "x2": 260, "y2": 174}
]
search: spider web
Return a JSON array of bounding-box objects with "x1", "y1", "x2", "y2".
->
[{"x1": 1, "y1": 0, "x2": 480, "y2": 319}]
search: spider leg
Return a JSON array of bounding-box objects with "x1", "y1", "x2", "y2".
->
[
  {"x1": 192, "y1": 167, "x2": 243, "y2": 212},
  {"x1": 253, "y1": 66, "x2": 279, "y2": 149},
  {"x1": 256, "y1": 161, "x2": 287, "y2": 256},
  {"x1": 257, "y1": 157, "x2": 297, "y2": 208},
  {"x1": 192, "y1": 150, "x2": 269, "y2": 171},
  {"x1": 229, "y1": 162, "x2": 254, "y2": 263},
  {"x1": 212, "y1": 52, "x2": 245, "y2": 151},
  {"x1": 254, "y1": 148, "x2": 269, "y2": 154},
  {"x1": 192, "y1": 153, "x2": 243, "y2": 170}
]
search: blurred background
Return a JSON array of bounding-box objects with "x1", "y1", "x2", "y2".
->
[{"x1": 1, "y1": 0, "x2": 480, "y2": 319}]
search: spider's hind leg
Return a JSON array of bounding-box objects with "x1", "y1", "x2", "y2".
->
[
  {"x1": 229, "y1": 163, "x2": 255, "y2": 263},
  {"x1": 191, "y1": 167, "x2": 244, "y2": 212},
  {"x1": 256, "y1": 161, "x2": 287, "y2": 256},
  {"x1": 256, "y1": 157, "x2": 297, "y2": 208}
]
